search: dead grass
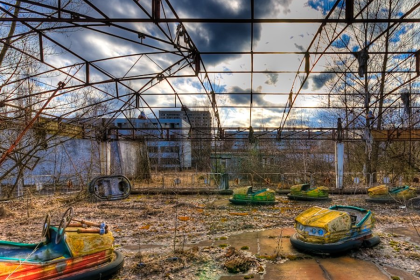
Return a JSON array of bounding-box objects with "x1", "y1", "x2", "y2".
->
[
  {"x1": 0, "y1": 193, "x2": 419, "y2": 279},
  {"x1": 0, "y1": 206, "x2": 14, "y2": 218}
]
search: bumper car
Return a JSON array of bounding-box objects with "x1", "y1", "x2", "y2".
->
[
  {"x1": 0, "y1": 207, "x2": 123, "y2": 280},
  {"x1": 89, "y1": 175, "x2": 131, "y2": 201},
  {"x1": 229, "y1": 186, "x2": 276, "y2": 205},
  {"x1": 287, "y1": 183, "x2": 331, "y2": 201},
  {"x1": 290, "y1": 205, "x2": 380, "y2": 254},
  {"x1": 366, "y1": 185, "x2": 417, "y2": 203}
]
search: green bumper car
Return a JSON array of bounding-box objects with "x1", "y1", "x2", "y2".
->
[
  {"x1": 366, "y1": 185, "x2": 417, "y2": 203},
  {"x1": 229, "y1": 186, "x2": 276, "y2": 205},
  {"x1": 287, "y1": 183, "x2": 331, "y2": 201}
]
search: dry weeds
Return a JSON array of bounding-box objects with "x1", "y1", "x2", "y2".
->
[{"x1": 0, "y1": 192, "x2": 419, "y2": 279}]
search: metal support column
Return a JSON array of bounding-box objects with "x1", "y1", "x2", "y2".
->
[{"x1": 335, "y1": 118, "x2": 344, "y2": 189}]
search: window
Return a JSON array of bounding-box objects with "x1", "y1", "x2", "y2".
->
[{"x1": 148, "y1": 146, "x2": 158, "y2": 153}]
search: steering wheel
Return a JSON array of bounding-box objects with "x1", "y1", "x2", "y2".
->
[
  {"x1": 41, "y1": 213, "x2": 51, "y2": 239},
  {"x1": 55, "y1": 207, "x2": 74, "y2": 244}
]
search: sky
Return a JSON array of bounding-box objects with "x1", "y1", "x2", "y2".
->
[{"x1": 2, "y1": 0, "x2": 419, "y2": 130}]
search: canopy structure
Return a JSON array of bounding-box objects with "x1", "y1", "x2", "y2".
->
[{"x1": 0, "y1": 0, "x2": 418, "y2": 143}]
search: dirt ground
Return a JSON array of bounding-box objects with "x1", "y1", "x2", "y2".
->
[{"x1": 0, "y1": 190, "x2": 420, "y2": 280}]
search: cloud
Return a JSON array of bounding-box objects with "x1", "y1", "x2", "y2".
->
[
  {"x1": 226, "y1": 86, "x2": 269, "y2": 106},
  {"x1": 390, "y1": 25, "x2": 413, "y2": 43},
  {"x1": 311, "y1": 73, "x2": 335, "y2": 90},
  {"x1": 265, "y1": 73, "x2": 279, "y2": 85},
  {"x1": 182, "y1": 0, "x2": 295, "y2": 64},
  {"x1": 294, "y1": 43, "x2": 306, "y2": 52},
  {"x1": 255, "y1": 0, "x2": 293, "y2": 16},
  {"x1": 331, "y1": 34, "x2": 351, "y2": 49},
  {"x1": 306, "y1": 0, "x2": 337, "y2": 15}
]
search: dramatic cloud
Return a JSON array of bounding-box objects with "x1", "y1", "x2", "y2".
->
[
  {"x1": 227, "y1": 86, "x2": 269, "y2": 106},
  {"x1": 255, "y1": 0, "x2": 293, "y2": 16},
  {"x1": 265, "y1": 73, "x2": 279, "y2": 85},
  {"x1": 306, "y1": 0, "x2": 337, "y2": 15},
  {"x1": 294, "y1": 43, "x2": 306, "y2": 52},
  {"x1": 331, "y1": 34, "x2": 351, "y2": 49},
  {"x1": 311, "y1": 73, "x2": 335, "y2": 90},
  {"x1": 390, "y1": 24, "x2": 413, "y2": 43}
]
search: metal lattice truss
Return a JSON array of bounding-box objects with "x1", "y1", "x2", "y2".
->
[{"x1": 0, "y1": 0, "x2": 419, "y2": 142}]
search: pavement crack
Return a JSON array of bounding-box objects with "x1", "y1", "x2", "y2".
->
[{"x1": 315, "y1": 258, "x2": 333, "y2": 280}]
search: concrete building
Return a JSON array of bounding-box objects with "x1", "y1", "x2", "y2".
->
[
  {"x1": 159, "y1": 107, "x2": 212, "y2": 170},
  {"x1": 112, "y1": 118, "x2": 192, "y2": 171}
]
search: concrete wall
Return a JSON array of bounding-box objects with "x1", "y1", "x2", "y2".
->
[
  {"x1": 1, "y1": 135, "x2": 150, "y2": 189},
  {"x1": 109, "y1": 140, "x2": 150, "y2": 179},
  {"x1": 23, "y1": 138, "x2": 101, "y2": 185}
]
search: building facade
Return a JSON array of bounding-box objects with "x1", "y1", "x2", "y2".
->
[
  {"x1": 113, "y1": 118, "x2": 192, "y2": 171},
  {"x1": 159, "y1": 107, "x2": 212, "y2": 171}
]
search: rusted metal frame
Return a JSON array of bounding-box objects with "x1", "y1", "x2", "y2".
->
[
  {"x1": 163, "y1": 76, "x2": 194, "y2": 126},
  {"x1": 4, "y1": 71, "x2": 196, "y2": 105},
  {"x1": 315, "y1": 32, "x2": 367, "y2": 98},
  {"x1": 0, "y1": 0, "x2": 55, "y2": 22},
  {"x1": 0, "y1": 39, "x2": 117, "y2": 106},
  {"x1": 140, "y1": 53, "x2": 194, "y2": 128},
  {"x1": 58, "y1": 92, "x2": 136, "y2": 121},
  {"x1": 278, "y1": 0, "x2": 351, "y2": 134},
  {"x1": 163, "y1": 0, "x2": 222, "y2": 133},
  {"x1": 122, "y1": 54, "x2": 143, "y2": 79},
  {"x1": 0, "y1": 38, "x2": 90, "y2": 100},
  {"x1": 364, "y1": 46, "x2": 420, "y2": 95},
  {"x1": 2, "y1": 51, "x2": 176, "y2": 88},
  {"x1": 366, "y1": 85, "x2": 416, "y2": 132},
  {"x1": 131, "y1": 0, "x2": 152, "y2": 19},
  {"x1": 131, "y1": 0, "x2": 186, "y2": 54},
  {"x1": 376, "y1": 53, "x2": 418, "y2": 90},
  {"x1": 152, "y1": 0, "x2": 161, "y2": 23},
  {"x1": 160, "y1": 0, "x2": 173, "y2": 41},
  {"x1": 16, "y1": 0, "x2": 178, "y2": 48},
  {"x1": 125, "y1": 1, "x2": 210, "y2": 132},
  {"x1": 341, "y1": 75, "x2": 420, "y2": 132},
  {"x1": 102, "y1": 136, "x2": 370, "y2": 142},
  {"x1": 0, "y1": 82, "x2": 64, "y2": 167},
  {"x1": 3, "y1": 83, "x2": 84, "y2": 111},
  {"x1": 81, "y1": 0, "x2": 109, "y2": 20},
  {"x1": 363, "y1": 2, "x2": 420, "y2": 50},
  {"x1": 11, "y1": 17, "x2": 167, "y2": 129},
  {"x1": 134, "y1": 91, "x2": 411, "y2": 96},
  {"x1": 38, "y1": 32, "x2": 43, "y2": 62},
  {"x1": 0, "y1": 22, "x2": 105, "y2": 42},
  {"x1": 133, "y1": 104, "x2": 420, "y2": 109},
  {"x1": 279, "y1": 0, "x2": 412, "y2": 134},
  {"x1": 131, "y1": 0, "x2": 189, "y2": 51},
  {"x1": 269, "y1": 46, "x2": 415, "y2": 139},
  {"x1": 0, "y1": 92, "x2": 84, "y2": 120},
  {"x1": 85, "y1": 62, "x2": 89, "y2": 84},
  {"x1": 70, "y1": 23, "x2": 180, "y2": 53},
  {"x1": 199, "y1": 51, "x2": 417, "y2": 55},
  {"x1": 201, "y1": 70, "x2": 417, "y2": 74},
  {"x1": 142, "y1": 0, "x2": 204, "y2": 89},
  {"x1": 0, "y1": 38, "x2": 139, "y2": 123},
  {"x1": 250, "y1": 0, "x2": 254, "y2": 125},
  {"x1": 345, "y1": 0, "x2": 354, "y2": 24},
  {"x1": 279, "y1": 0, "x2": 352, "y2": 129},
  {"x1": 415, "y1": 50, "x2": 420, "y2": 76},
  {"x1": 3, "y1": 18, "x2": 420, "y2": 23},
  {"x1": 118, "y1": 110, "x2": 140, "y2": 136},
  {"x1": 320, "y1": 13, "x2": 420, "y2": 113},
  {"x1": 101, "y1": 56, "x2": 191, "y2": 130}
]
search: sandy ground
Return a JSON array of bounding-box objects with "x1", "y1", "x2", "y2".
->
[{"x1": 0, "y1": 191, "x2": 420, "y2": 279}]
